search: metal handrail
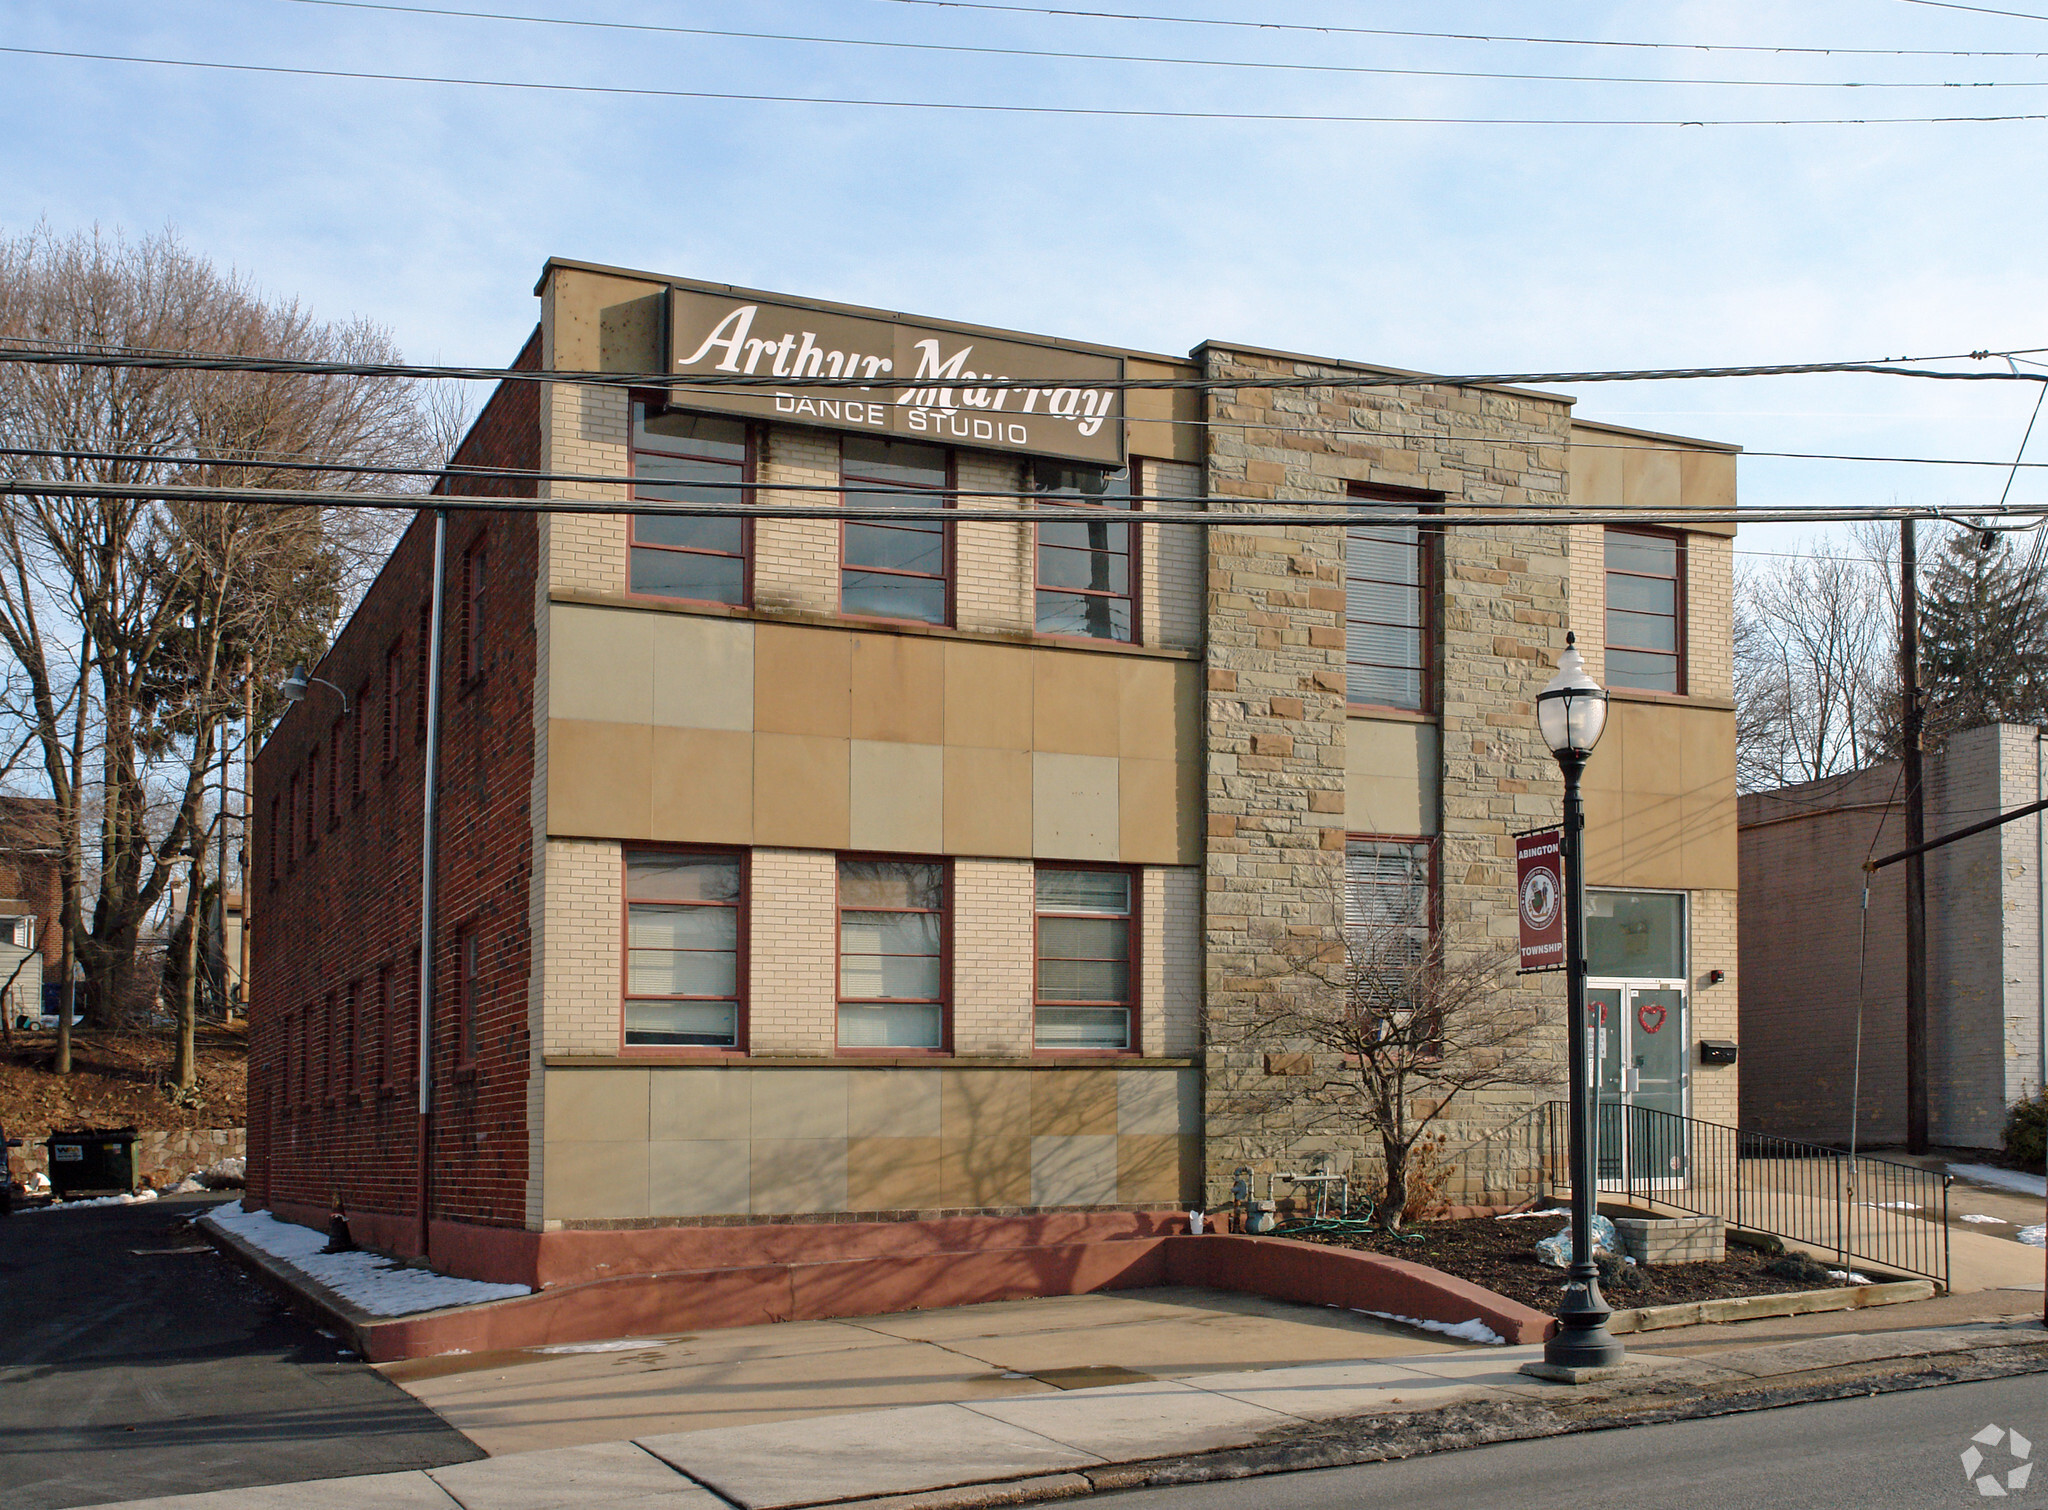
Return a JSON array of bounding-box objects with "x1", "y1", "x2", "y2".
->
[{"x1": 1541, "y1": 1100, "x2": 1952, "y2": 1288}]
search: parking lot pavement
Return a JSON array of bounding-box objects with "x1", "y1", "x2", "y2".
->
[{"x1": 0, "y1": 1192, "x2": 481, "y2": 1510}]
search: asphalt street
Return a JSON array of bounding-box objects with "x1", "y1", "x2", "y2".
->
[
  {"x1": 1104, "y1": 1373, "x2": 2048, "y2": 1510},
  {"x1": 0, "y1": 1192, "x2": 480, "y2": 1510}
]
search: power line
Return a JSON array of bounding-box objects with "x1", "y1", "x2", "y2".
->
[
  {"x1": 5, "y1": 473, "x2": 2043, "y2": 529},
  {"x1": 2, "y1": 340, "x2": 2044, "y2": 390},
  {"x1": 1897, "y1": 0, "x2": 2048, "y2": 20},
  {"x1": 263, "y1": 0, "x2": 2048, "y2": 90},
  {"x1": 18, "y1": 44, "x2": 2048, "y2": 126},
  {"x1": 862, "y1": 0, "x2": 2048, "y2": 58}
]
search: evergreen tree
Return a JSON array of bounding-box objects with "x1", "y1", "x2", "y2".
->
[{"x1": 1919, "y1": 527, "x2": 2048, "y2": 741}]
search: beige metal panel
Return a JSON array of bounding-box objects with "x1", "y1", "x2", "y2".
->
[
  {"x1": 649, "y1": 1070, "x2": 751, "y2": 1141},
  {"x1": 1344, "y1": 717, "x2": 1440, "y2": 837},
  {"x1": 1125, "y1": 357, "x2": 1202, "y2": 464},
  {"x1": 1033, "y1": 752, "x2": 1120, "y2": 861},
  {"x1": 649, "y1": 728, "x2": 754, "y2": 845},
  {"x1": 755, "y1": 622, "x2": 852, "y2": 737},
  {"x1": 942, "y1": 640, "x2": 1034, "y2": 751},
  {"x1": 942, "y1": 746, "x2": 1034, "y2": 856},
  {"x1": 848, "y1": 1068, "x2": 943, "y2": 1138},
  {"x1": 850, "y1": 635, "x2": 945, "y2": 745},
  {"x1": 548, "y1": 604, "x2": 653, "y2": 724},
  {"x1": 1117, "y1": 757, "x2": 1184, "y2": 865},
  {"x1": 547, "y1": 720, "x2": 652, "y2": 837},
  {"x1": 547, "y1": 1067, "x2": 650, "y2": 1140},
  {"x1": 1033, "y1": 653, "x2": 1121, "y2": 757},
  {"x1": 1581, "y1": 698, "x2": 1737, "y2": 891},
  {"x1": 848, "y1": 739, "x2": 944, "y2": 853},
  {"x1": 750, "y1": 1139, "x2": 849, "y2": 1214},
  {"x1": 650, "y1": 613, "x2": 755, "y2": 731},
  {"x1": 750, "y1": 1068, "x2": 850, "y2": 1139},
  {"x1": 543, "y1": 1141, "x2": 649, "y2": 1220},
  {"x1": 752, "y1": 733, "x2": 851, "y2": 849},
  {"x1": 542, "y1": 264, "x2": 668, "y2": 371},
  {"x1": 649, "y1": 1139, "x2": 751, "y2": 1217},
  {"x1": 847, "y1": 1136, "x2": 944, "y2": 1210}
]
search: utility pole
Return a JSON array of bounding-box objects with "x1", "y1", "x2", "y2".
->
[
  {"x1": 238, "y1": 655, "x2": 252, "y2": 1020},
  {"x1": 1902, "y1": 520, "x2": 1930, "y2": 1155}
]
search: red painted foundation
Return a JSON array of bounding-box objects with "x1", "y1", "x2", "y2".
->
[{"x1": 242, "y1": 1202, "x2": 1557, "y2": 1362}]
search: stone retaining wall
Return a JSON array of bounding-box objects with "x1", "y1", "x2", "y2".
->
[{"x1": 9, "y1": 1126, "x2": 244, "y2": 1186}]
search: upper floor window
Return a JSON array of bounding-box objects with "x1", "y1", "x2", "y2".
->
[
  {"x1": 838, "y1": 858, "x2": 946, "y2": 1049},
  {"x1": 630, "y1": 404, "x2": 750, "y2": 606},
  {"x1": 841, "y1": 437, "x2": 948, "y2": 624},
  {"x1": 382, "y1": 641, "x2": 402, "y2": 766},
  {"x1": 624, "y1": 850, "x2": 743, "y2": 1049},
  {"x1": 0, "y1": 916, "x2": 33, "y2": 950},
  {"x1": 1345, "y1": 522, "x2": 1430, "y2": 710},
  {"x1": 455, "y1": 928, "x2": 480, "y2": 1066},
  {"x1": 459, "y1": 539, "x2": 487, "y2": 682},
  {"x1": 1034, "y1": 867, "x2": 1134, "y2": 1050},
  {"x1": 1033, "y1": 461, "x2": 1134, "y2": 643},
  {"x1": 1604, "y1": 528, "x2": 1684, "y2": 693}
]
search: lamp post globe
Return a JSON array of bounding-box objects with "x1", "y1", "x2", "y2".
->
[{"x1": 1538, "y1": 631, "x2": 1625, "y2": 1372}]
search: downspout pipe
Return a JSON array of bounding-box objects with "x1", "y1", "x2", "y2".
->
[{"x1": 416, "y1": 509, "x2": 449, "y2": 1262}]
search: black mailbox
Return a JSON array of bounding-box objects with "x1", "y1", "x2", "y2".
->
[{"x1": 1699, "y1": 1039, "x2": 1738, "y2": 1066}]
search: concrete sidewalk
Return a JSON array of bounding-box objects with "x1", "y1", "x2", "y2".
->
[{"x1": 81, "y1": 1310, "x2": 2048, "y2": 1510}]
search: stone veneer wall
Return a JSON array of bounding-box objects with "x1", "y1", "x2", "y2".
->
[{"x1": 1200, "y1": 348, "x2": 1576, "y2": 1205}]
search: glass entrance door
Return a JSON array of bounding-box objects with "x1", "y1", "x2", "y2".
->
[{"x1": 1588, "y1": 979, "x2": 1688, "y2": 1188}]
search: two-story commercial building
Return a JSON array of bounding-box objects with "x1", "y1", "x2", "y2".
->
[{"x1": 248, "y1": 260, "x2": 1739, "y2": 1303}]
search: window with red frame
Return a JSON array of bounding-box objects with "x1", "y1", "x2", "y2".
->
[
  {"x1": 1343, "y1": 836, "x2": 1437, "y2": 1049},
  {"x1": 841, "y1": 437, "x2": 948, "y2": 624},
  {"x1": 630, "y1": 403, "x2": 751, "y2": 605},
  {"x1": 1604, "y1": 528, "x2": 1684, "y2": 693},
  {"x1": 838, "y1": 858, "x2": 946, "y2": 1049},
  {"x1": 456, "y1": 928, "x2": 480, "y2": 1065},
  {"x1": 1033, "y1": 461, "x2": 1134, "y2": 642},
  {"x1": 1034, "y1": 867, "x2": 1134, "y2": 1050},
  {"x1": 624, "y1": 850, "x2": 743, "y2": 1048}
]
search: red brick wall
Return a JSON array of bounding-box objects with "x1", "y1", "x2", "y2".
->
[{"x1": 249, "y1": 331, "x2": 541, "y2": 1248}]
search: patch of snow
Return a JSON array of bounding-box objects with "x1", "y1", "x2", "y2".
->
[
  {"x1": 21, "y1": 1189, "x2": 160, "y2": 1212},
  {"x1": 203, "y1": 1205, "x2": 531, "y2": 1317},
  {"x1": 1948, "y1": 1164, "x2": 2048, "y2": 1199},
  {"x1": 170, "y1": 1177, "x2": 207, "y2": 1194},
  {"x1": 1354, "y1": 1309, "x2": 1506, "y2": 1346},
  {"x1": 532, "y1": 1339, "x2": 662, "y2": 1355},
  {"x1": 1828, "y1": 1270, "x2": 1874, "y2": 1285},
  {"x1": 2020, "y1": 1224, "x2": 2045, "y2": 1250},
  {"x1": 1958, "y1": 1213, "x2": 2009, "y2": 1224},
  {"x1": 1859, "y1": 1201, "x2": 1918, "y2": 1210},
  {"x1": 201, "y1": 1157, "x2": 245, "y2": 1190},
  {"x1": 1493, "y1": 1209, "x2": 1567, "y2": 1219}
]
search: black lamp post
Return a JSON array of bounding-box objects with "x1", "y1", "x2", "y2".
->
[{"x1": 1536, "y1": 632, "x2": 1625, "y2": 1371}]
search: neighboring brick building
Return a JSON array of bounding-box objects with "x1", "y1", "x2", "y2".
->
[
  {"x1": 0, "y1": 796, "x2": 63, "y2": 1025},
  {"x1": 249, "y1": 261, "x2": 1739, "y2": 1292},
  {"x1": 1740, "y1": 723, "x2": 2047, "y2": 1148}
]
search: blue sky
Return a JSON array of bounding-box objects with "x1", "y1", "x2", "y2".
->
[{"x1": 8, "y1": 0, "x2": 2048, "y2": 553}]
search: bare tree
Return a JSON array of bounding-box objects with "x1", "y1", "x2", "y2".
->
[
  {"x1": 1244, "y1": 863, "x2": 1561, "y2": 1231},
  {"x1": 0, "y1": 223, "x2": 449, "y2": 1071}
]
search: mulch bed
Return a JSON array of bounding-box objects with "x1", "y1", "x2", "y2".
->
[
  {"x1": 0, "y1": 1023, "x2": 247, "y2": 1153},
  {"x1": 1287, "y1": 1213, "x2": 1855, "y2": 1313}
]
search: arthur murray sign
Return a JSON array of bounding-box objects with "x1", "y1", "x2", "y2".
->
[{"x1": 667, "y1": 288, "x2": 1127, "y2": 467}]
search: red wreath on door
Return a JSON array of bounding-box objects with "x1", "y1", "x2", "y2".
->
[{"x1": 1636, "y1": 1000, "x2": 1668, "y2": 1034}]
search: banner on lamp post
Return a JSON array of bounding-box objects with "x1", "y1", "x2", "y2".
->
[{"x1": 1516, "y1": 826, "x2": 1565, "y2": 974}]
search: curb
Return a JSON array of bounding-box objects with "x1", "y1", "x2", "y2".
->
[
  {"x1": 1605, "y1": 1278, "x2": 1935, "y2": 1334},
  {"x1": 195, "y1": 1209, "x2": 383, "y2": 1355},
  {"x1": 823, "y1": 1331, "x2": 2048, "y2": 1510}
]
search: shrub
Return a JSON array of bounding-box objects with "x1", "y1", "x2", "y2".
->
[{"x1": 2003, "y1": 1092, "x2": 2047, "y2": 1174}]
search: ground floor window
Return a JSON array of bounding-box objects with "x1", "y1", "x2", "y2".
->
[
  {"x1": 1034, "y1": 867, "x2": 1134, "y2": 1049},
  {"x1": 625, "y1": 850, "x2": 743, "y2": 1048},
  {"x1": 838, "y1": 858, "x2": 946, "y2": 1049}
]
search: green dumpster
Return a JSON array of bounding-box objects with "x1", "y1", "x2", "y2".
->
[{"x1": 44, "y1": 1127, "x2": 138, "y2": 1196}]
